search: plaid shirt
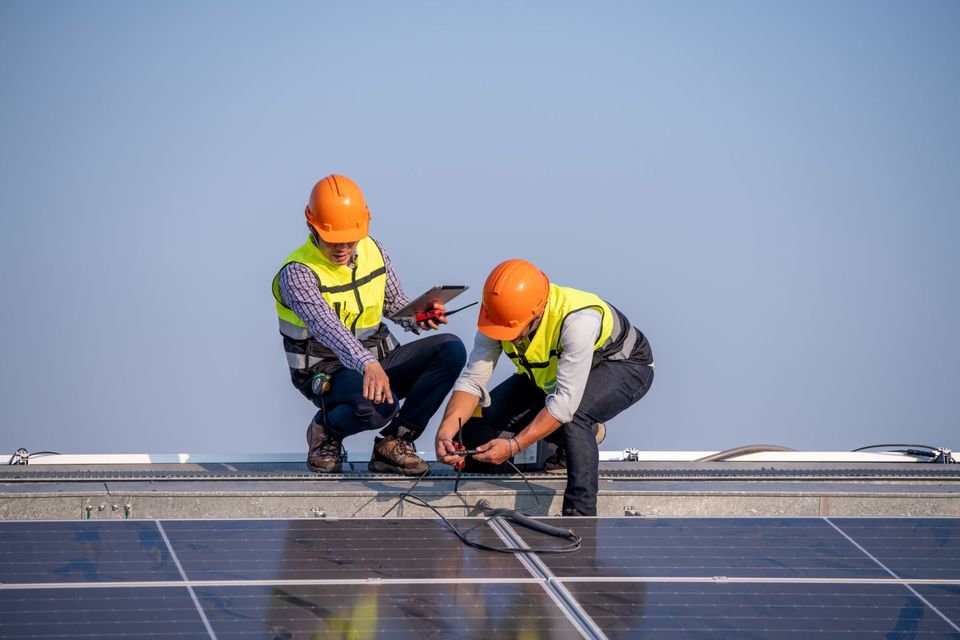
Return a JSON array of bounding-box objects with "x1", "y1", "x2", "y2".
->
[{"x1": 277, "y1": 238, "x2": 417, "y2": 373}]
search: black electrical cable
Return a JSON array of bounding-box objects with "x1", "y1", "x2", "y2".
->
[
  {"x1": 396, "y1": 493, "x2": 581, "y2": 554},
  {"x1": 852, "y1": 443, "x2": 941, "y2": 453},
  {"x1": 380, "y1": 419, "x2": 576, "y2": 552},
  {"x1": 7, "y1": 449, "x2": 61, "y2": 465}
]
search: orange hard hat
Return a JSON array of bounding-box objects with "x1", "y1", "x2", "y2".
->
[
  {"x1": 305, "y1": 175, "x2": 370, "y2": 244},
  {"x1": 478, "y1": 259, "x2": 550, "y2": 340}
]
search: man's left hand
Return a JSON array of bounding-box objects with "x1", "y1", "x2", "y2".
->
[
  {"x1": 473, "y1": 438, "x2": 516, "y2": 465},
  {"x1": 417, "y1": 302, "x2": 448, "y2": 332}
]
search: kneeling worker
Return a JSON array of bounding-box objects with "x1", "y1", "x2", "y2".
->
[
  {"x1": 274, "y1": 175, "x2": 466, "y2": 475},
  {"x1": 434, "y1": 259, "x2": 654, "y2": 515}
]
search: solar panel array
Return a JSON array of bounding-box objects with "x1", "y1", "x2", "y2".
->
[{"x1": 1, "y1": 517, "x2": 958, "y2": 638}]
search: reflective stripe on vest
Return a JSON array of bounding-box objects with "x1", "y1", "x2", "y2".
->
[
  {"x1": 272, "y1": 236, "x2": 388, "y2": 372},
  {"x1": 502, "y1": 284, "x2": 628, "y2": 393}
]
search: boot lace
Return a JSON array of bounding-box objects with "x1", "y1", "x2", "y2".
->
[
  {"x1": 392, "y1": 437, "x2": 417, "y2": 460},
  {"x1": 317, "y1": 436, "x2": 343, "y2": 460}
]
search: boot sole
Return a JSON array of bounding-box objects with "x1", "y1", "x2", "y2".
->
[
  {"x1": 368, "y1": 461, "x2": 430, "y2": 476},
  {"x1": 307, "y1": 461, "x2": 342, "y2": 474}
]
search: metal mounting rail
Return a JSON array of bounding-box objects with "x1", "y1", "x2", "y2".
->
[{"x1": 1, "y1": 463, "x2": 959, "y2": 483}]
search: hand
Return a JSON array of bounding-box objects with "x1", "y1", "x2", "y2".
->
[
  {"x1": 417, "y1": 302, "x2": 448, "y2": 332},
  {"x1": 473, "y1": 438, "x2": 517, "y2": 465},
  {"x1": 435, "y1": 419, "x2": 466, "y2": 468},
  {"x1": 435, "y1": 436, "x2": 465, "y2": 470},
  {"x1": 362, "y1": 361, "x2": 393, "y2": 404}
]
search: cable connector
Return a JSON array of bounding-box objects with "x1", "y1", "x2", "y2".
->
[
  {"x1": 9, "y1": 448, "x2": 29, "y2": 465},
  {"x1": 934, "y1": 447, "x2": 955, "y2": 464}
]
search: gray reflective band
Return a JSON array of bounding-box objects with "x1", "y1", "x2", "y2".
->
[
  {"x1": 605, "y1": 326, "x2": 638, "y2": 361},
  {"x1": 601, "y1": 309, "x2": 637, "y2": 361},
  {"x1": 278, "y1": 319, "x2": 310, "y2": 340},
  {"x1": 356, "y1": 325, "x2": 380, "y2": 340},
  {"x1": 286, "y1": 352, "x2": 307, "y2": 368},
  {"x1": 610, "y1": 307, "x2": 623, "y2": 339}
]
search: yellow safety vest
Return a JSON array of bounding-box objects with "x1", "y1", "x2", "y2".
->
[
  {"x1": 502, "y1": 284, "x2": 615, "y2": 393},
  {"x1": 272, "y1": 236, "x2": 391, "y2": 377}
]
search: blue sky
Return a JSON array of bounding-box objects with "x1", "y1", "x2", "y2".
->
[{"x1": 1, "y1": 1, "x2": 957, "y2": 457}]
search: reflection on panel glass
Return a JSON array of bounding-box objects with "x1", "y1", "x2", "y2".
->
[
  {"x1": 197, "y1": 583, "x2": 583, "y2": 639},
  {"x1": 0, "y1": 587, "x2": 210, "y2": 639},
  {"x1": 914, "y1": 584, "x2": 960, "y2": 629},
  {"x1": 0, "y1": 521, "x2": 179, "y2": 583},
  {"x1": 519, "y1": 517, "x2": 890, "y2": 579},
  {"x1": 831, "y1": 518, "x2": 960, "y2": 580},
  {"x1": 566, "y1": 582, "x2": 959, "y2": 639},
  {"x1": 162, "y1": 518, "x2": 532, "y2": 581}
]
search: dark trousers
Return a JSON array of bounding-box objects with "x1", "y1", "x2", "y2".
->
[
  {"x1": 315, "y1": 334, "x2": 466, "y2": 442},
  {"x1": 474, "y1": 358, "x2": 654, "y2": 516}
]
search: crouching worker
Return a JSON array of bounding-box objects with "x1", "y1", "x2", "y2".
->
[
  {"x1": 434, "y1": 259, "x2": 654, "y2": 515},
  {"x1": 274, "y1": 175, "x2": 466, "y2": 475}
]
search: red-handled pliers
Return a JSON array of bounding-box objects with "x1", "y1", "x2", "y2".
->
[{"x1": 415, "y1": 301, "x2": 479, "y2": 324}]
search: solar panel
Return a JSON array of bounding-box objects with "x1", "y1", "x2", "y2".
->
[
  {"x1": 563, "y1": 582, "x2": 959, "y2": 639},
  {"x1": 0, "y1": 521, "x2": 181, "y2": 584},
  {"x1": 0, "y1": 587, "x2": 209, "y2": 639},
  {"x1": 194, "y1": 584, "x2": 583, "y2": 638},
  {"x1": 509, "y1": 517, "x2": 892, "y2": 579},
  {"x1": 161, "y1": 518, "x2": 532, "y2": 581},
  {"x1": 1, "y1": 516, "x2": 957, "y2": 639},
  {"x1": 913, "y1": 585, "x2": 960, "y2": 627},
  {"x1": 826, "y1": 517, "x2": 960, "y2": 580}
]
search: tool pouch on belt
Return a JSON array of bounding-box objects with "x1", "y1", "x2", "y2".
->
[
  {"x1": 291, "y1": 324, "x2": 399, "y2": 398},
  {"x1": 304, "y1": 324, "x2": 398, "y2": 374}
]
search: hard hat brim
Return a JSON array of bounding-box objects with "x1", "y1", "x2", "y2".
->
[
  {"x1": 477, "y1": 304, "x2": 528, "y2": 341},
  {"x1": 314, "y1": 224, "x2": 369, "y2": 245}
]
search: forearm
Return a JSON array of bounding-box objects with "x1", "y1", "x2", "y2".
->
[
  {"x1": 512, "y1": 407, "x2": 562, "y2": 452},
  {"x1": 437, "y1": 391, "x2": 481, "y2": 440}
]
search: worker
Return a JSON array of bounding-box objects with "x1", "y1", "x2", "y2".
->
[
  {"x1": 273, "y1": 175, "x2": 466, "y2": 475},
  {"x1": 434, "y1": 259, "x2": 654, "y2": 515}
]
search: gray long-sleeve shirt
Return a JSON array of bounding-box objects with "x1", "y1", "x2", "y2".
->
[{"x1": 453, "y1": 309, "x2": 603, "y2": 423}]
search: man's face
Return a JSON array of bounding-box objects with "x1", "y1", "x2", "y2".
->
[
  {"x1": 312, "y1": 230, "x2": 359, "y2": 266},
  {"x1": 511, "y1": 316, "x2": 542, "y2": 350}
]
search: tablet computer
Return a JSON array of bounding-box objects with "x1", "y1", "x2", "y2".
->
[{"x1": 390, "y1": 285, "x2": 469, "y2": 320}]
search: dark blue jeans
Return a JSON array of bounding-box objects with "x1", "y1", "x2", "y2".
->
[
  {"x1": 316, "y1": 334, "x2": 466, "y2": 442},
  {"x1": 477, "y1": 358, "x2": 654, "y2": 516}
]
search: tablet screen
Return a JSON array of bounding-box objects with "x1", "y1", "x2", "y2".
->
[{"x1": 389, "y1": 285, "x2": 469, "y2": 320}]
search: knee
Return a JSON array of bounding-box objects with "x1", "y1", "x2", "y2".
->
[
  {"x1": 355, "y1": 397, "x2": 400, "y2": 431},
  {"x1": 436, "y1": 334, "x2": 467, "y2": 368}
]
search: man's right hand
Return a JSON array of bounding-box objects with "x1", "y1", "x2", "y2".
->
[
  {"x1": 362, "y1": 361, "x2": 393, "y2": 404},
  {"x1": 435, "y1": 421, "x2": 466, "y2": 468}
]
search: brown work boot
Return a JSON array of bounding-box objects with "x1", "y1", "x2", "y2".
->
[
  {"x1": 544, "y1": 422, "x2": 606, "y2": 475},
  {"x1": 369, "y1": 435, "x2": 430, "y2": 475},
  {"x1": 305, "y1": 420, "x2": 343, "y2": 473}
]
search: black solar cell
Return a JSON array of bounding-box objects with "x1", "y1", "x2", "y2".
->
[
  {"x1": 0, "y1": 521, "x2": 181, "y2": 584},
  {"x1": 0, "y1": 587, "x2": 209, "y2": 639}
]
